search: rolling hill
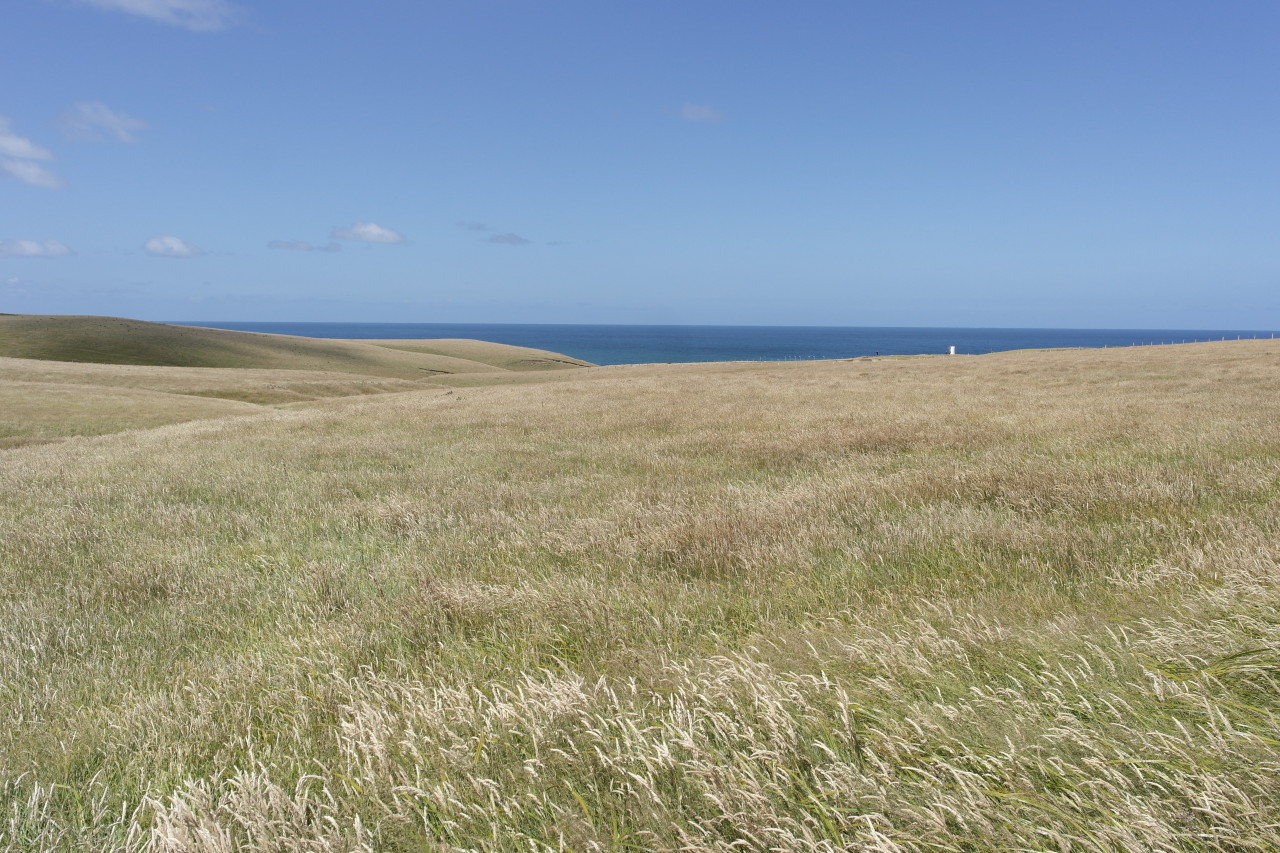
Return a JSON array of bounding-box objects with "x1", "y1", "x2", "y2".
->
[
  {"x1": 0, "y1": 314, "x2": 594, "y2": 447},
  {"x1": 0, "y1": 314, "x2": 593, "y2": 378}
]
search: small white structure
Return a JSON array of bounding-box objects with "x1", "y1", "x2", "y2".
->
[{"x1": 948, "y1": 345, "x2": 956, "y2": 356}]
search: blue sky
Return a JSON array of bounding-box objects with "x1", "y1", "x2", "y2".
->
[{"x1": 2, "y1": 0, "x2": 1277, "y2": 327}]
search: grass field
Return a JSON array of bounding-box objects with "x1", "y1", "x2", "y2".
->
[{"x1": 2, "y1": 330, "x2": 1279, "y2": 851}]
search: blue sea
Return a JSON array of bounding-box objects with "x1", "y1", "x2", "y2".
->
[{"x1": 173, "y1": 322, "x2": 1279, "y2": 367}]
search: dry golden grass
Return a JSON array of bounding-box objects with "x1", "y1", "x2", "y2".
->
[{"x1": 2, "y1": 340, "x2": 1279, "y2": 851}]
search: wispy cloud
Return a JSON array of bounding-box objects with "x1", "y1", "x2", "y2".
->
[
  {"x1": 75, "y1": 0, "x2": 240, "y2": 31},
  {"x1": 1, "y1": 276, "x2": 31, "y2": 296},
  {"x1": 331, "y1": 222, "x2": 405, "y2": 244},
  {"x1": 0, "y1": 116, "x2": 65, "y2": 189},
  {"x1": 57, "y1": 102, "x2": 147, "y2": 143},
  {"x1": 268, "y1": 240, "x2": 341, "y2": 252},
  {"x1": 486, "y1": 232, "x2": 532, "y2": 246},
  {"x1": 0, "y1": 239, "x2": 74, "y2": 258},
  {"x1": 144, "y1": 235, "x2": 204, "y2": 257},
  {"x1": 680, "y1": 103, "x2": 724, "y2": 123},
  {"x1": 461, "y1": 222, "x2": 536, "y2": 246},
  {"x1": 1, "y1": 159, "x2": 65, "y2": 189},
  {"x1": 0, "y1": 118, "x2": 54, "y2": 160}
]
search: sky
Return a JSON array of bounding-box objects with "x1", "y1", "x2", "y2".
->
[{"x1": 2, "y1": 0, "x2": 1278, "y2": 328}]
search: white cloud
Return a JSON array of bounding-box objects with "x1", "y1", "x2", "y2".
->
[
  {"x1": 1, "y1": 158, "x2": 66, "y2": 189},
  {"x1": 144, "y1": 235, "x2": 204, "y2": 257},
  {"x1": 0, "y1": 116, "x2": 65, "y2": 189},
  {"x1": 57, "y1": 102, "x2": 147, "y2": 143},
  {"x1": 0, "y1": 117, "x2": 54, "y2": 160},
  {"x1": 75, "y1": 0, "x2": 239, "y2": 31},
  {"x1": 269, "y1": 240, "x2": 341, "y2": 252},
  {"x1": 0, "y1": 239, "x2": 74, "y2": 258},
  {"x1": 331, "y1": 222, "x2": 405, "y2": 244},
  {"x1": 680, "y1": 103, "x2": 725, "y2": 123}
]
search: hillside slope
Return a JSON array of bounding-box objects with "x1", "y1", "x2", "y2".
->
[
  {"x1": 0, "y1": 315, "x2": 591, "y2": 378},
  {"x1": 0, "y1": 314, "x2": 594, "y2": 446},
  {"x1": 0, "y1": 356, "x2": 428, "y2": 403}
]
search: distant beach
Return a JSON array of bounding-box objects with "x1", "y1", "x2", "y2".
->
[{"x1": 174, "y1": 322, "x2": 1280, "y2": 366}]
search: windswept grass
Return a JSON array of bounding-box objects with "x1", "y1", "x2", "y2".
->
[{"x1": 2, "y1": 340, "x2": 1278, "y2": 851}]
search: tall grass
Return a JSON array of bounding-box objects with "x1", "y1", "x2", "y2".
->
[{"x1": 2, "y1": 342, "x2": 1279, "y2": 851}]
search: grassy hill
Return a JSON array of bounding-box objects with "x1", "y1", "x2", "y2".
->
[
  {"x1": 0, "y1": 314, "x2": 591, "y2": 377},
  {"x1": 2, "y1": 340, "x2": 1279, "y2": 851},
  {"x1": 0, "y1": 315, "x2": 593, "y2": 447}
]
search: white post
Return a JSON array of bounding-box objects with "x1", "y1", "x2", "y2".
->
[{"x1": 948, "y1": 345, "x2": 956, "y2": 356}]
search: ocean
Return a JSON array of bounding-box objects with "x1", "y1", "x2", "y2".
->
[{"x1": 172, "y1": 322, "x2": 1279, "y2": 367}]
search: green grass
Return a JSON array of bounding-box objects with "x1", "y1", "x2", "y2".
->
[{"x1": 1, "y1": 335, "x2": 1279, "y2": 851}]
